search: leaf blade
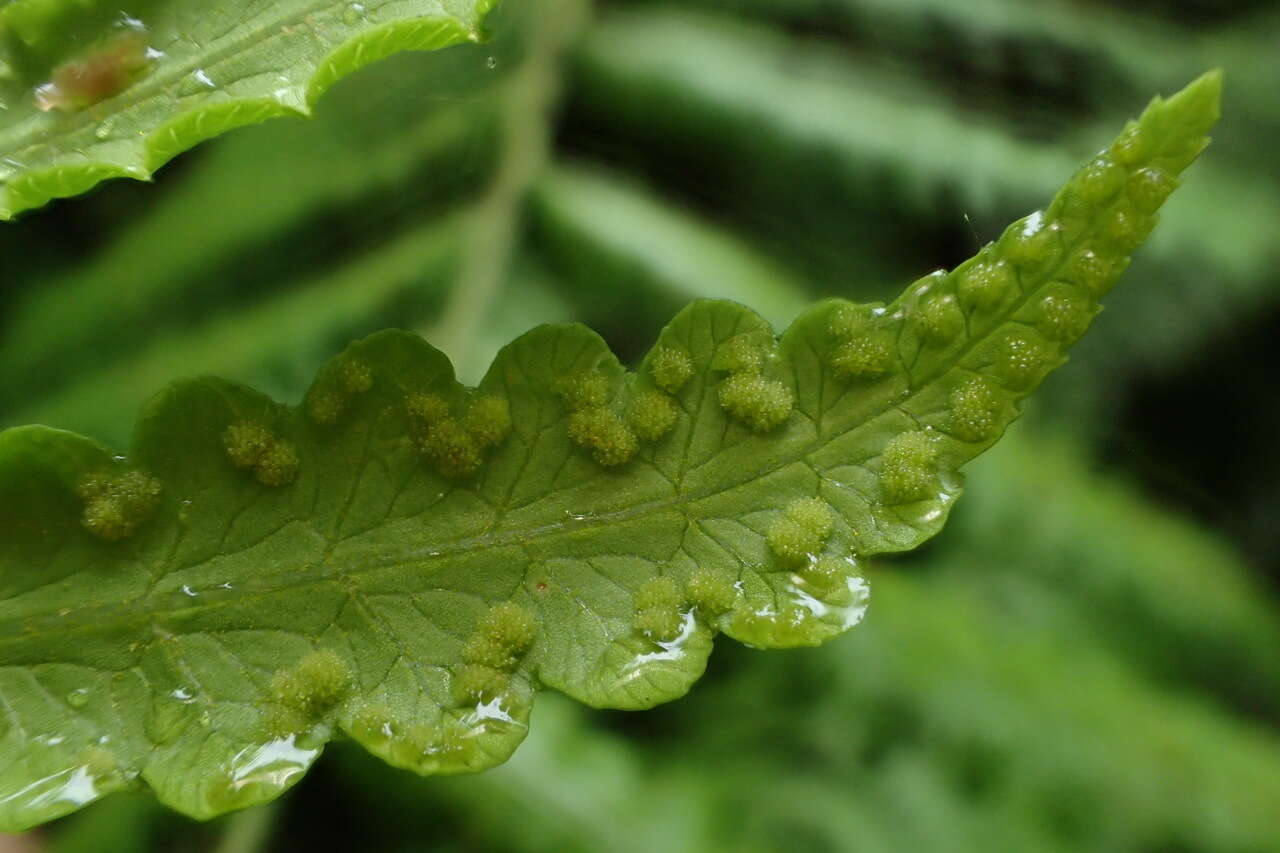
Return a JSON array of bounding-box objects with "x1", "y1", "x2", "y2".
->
[{"x1": 0, "y1": 71, "x2": 1220, "y2": 829}]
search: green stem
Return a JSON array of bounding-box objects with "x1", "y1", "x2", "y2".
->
[
  {"x1": 213, "y1": 802, "x2": 278, "y2": 853},
  {"x1": 429, "y1": 0, "x2": 591, "y2": 380}
]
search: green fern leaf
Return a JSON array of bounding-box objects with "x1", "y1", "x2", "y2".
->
[
  {"x1": 0, "y1": 71, "x2": 1220, "y2": 830},
  {"x1": 0, "y1": 0, "x2": 497, "y2": 220}
]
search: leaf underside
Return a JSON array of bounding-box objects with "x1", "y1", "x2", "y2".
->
[
  {"x1": 0, "y1": 71, "x2": 1220, "y2": 830},
  {"x1": 0, "y1": 0, "x2": 498, "y2": 220}
]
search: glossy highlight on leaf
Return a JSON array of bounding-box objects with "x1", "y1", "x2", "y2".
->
[
  {"x1": 0, "y1": 71, "x2": 1220, "y2": 830},
  {"x1": 0, "y1": 0, "x2": 499, "y2": 219}
]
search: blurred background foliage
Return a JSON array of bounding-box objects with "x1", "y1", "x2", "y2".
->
[{"x1": 2, "y1": 0, "x2": 1279, "y2": 850}]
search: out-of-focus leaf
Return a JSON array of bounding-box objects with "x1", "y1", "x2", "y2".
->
[
  {"x1": 948, "y1": 429, "x2": 1280, "y2": 718},
  {"x1": 530, "y1": 164, "x2": 811, "y2": 333},
  {"x1": 0, "y1": 67, "x2": 498, "y2": 404},
  {"x1": 10, "y1": 217, "x2": 461, "y2": 445},
  {"x1": 0, "y1": 0, "x2": 498, "y2": 218}
]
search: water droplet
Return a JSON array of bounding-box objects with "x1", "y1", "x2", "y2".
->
[
  {"x1": 93, "y1": 118, "x2": 115, "y2": 140},
  {"x1": 485, "y1": 56, "x2": 498, "y2": 70},
  {"x1": 117, "y1": 13, "x2": 146, "y2": 31},
  {"x1": 34, "y1": 82, "x2": 62, "y2": 112},
  {"x1": 0, "y1": 766, "x2": 101, "y2": 813},
  {"x1": 66, "y1": 688, "x2": 90, "y2": 709},
  {"x1": 626, "y1": 610, "x2": 698, "y2": 672},
  {"x1": 178, "y1": 69, "x2": 217, "y2": 96},
  {"x1": 343, "y1": 3, "x2": 367, "y2": 25},
  {"x1": 464, "y1": 697, "x2": 515, "y2": 725},
  {"x1": 227, "y1": 736, "x2": 319, "y2": 793},
  {"x1": 180, "y1": 585, "x2": 198, "y2": 597},
  {"x1": 170, "y1": 687, "x2": 194, "y2": 703},
  {"x1": 789, "y1": 569, "x2": 871, "y2": 631}
]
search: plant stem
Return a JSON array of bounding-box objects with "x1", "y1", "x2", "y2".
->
[
  {"x1": 213, "y1": 802, "x2": 278, "y2": 853},
  {"x1": 429, "y1": 0, "x2": 591, "y2": 381}
]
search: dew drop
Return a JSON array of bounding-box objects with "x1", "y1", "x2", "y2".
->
[
  {"x1": 465, "y1": 696, "x2": 516, "y2": 726},
  {"x1": 797, "y1": 571, "x2": 871, "y2": 631},
  {"x1": 178, "y1": 69, "x2": 217, "y2": 96},
  {"x1": 34, "y1": 82, "x2": 62, "y2": 112},
  {"x1": 485, "y1": 56, "x2": 498, "y2": 70},
  {"x1": 629, "y1": 610, "x2": 698, "y2": 669},
  {"x1": 226, "y1": 735, "x2": 318, "y2": 793},
  {"x1": 3, "y1": 766, "x2": 102, "y2": 814},
  {"x1": 343, "y1": 3, "x2": 367, "y2": 25},
  {"x1": 66, "y1": 688, "x2": 90, "y2": 709}
]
